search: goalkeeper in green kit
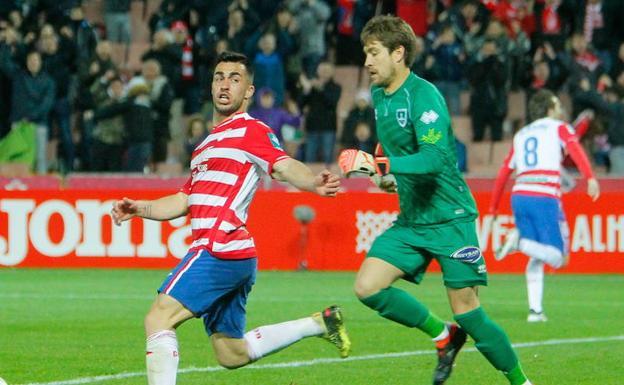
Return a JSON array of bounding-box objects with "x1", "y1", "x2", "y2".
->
[{"x1": 338, "y1": 15, "x2": 533, "y2": 385}]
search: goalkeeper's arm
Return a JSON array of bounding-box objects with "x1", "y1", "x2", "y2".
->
[{"x1": 338, "y1": 144, "x2": 443, "y2": 177}]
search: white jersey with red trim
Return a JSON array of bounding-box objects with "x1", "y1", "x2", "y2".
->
[
  {"x1": 180, "y1": 112, "x2": 289, "y2": 260},
  {"x1": 505, "y1": 117, "x2": 577, "y2": 198}
]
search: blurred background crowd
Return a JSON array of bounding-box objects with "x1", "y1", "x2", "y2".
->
[{"x1": 1, "y1": 0, "x2": 624, "y2": 177}]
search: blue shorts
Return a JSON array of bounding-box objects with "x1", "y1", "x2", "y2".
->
[
  {"x1": 511, "y1": 194, "x2": 566, "y2": 253},
  {"x1": 158, "y1": 249, "x2": 257, "y2": 338}
]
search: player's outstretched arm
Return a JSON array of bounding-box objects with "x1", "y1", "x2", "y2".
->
[
  {"x1": 271, "y1": 158, "x2": 341, "y2": 197},
  {"x1": 111, "y1": 192, "x2": 189, "y2": 226}
]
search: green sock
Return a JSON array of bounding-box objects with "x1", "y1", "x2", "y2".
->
[
  {"x1": 454, "y1": 307, "x2": 529, "y2": 385},
  {"x1": 505, "y1": 364, "x2": 530, "y2": 385},
  {"x1": 360, "y1": 287, "x2": 446, "y2": 338}
]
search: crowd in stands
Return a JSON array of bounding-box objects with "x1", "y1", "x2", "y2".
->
[{"x1": 1, "y1": 0, "x2": 624, "y2": 176}]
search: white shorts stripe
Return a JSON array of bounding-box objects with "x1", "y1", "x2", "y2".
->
[
  {"x1": 164, "y1": 251, "x2": 202, "y2": 295},
  {"x1": 189, "y1": 193, "x2": 228, "y2": 207}
]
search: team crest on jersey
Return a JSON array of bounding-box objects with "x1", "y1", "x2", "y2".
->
[
  {"x1": 396, "y1": 108, "x2": 408, "y2": 127},
  {"x1": 267, "y1": 132, "x2": 283, "y2": 150},
  {"x1": 450, "y1": 246, "x2": 482, "y2": 264}
]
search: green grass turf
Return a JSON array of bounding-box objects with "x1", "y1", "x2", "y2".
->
[{"x1": 0, "y1": 269, "x2": 622, "y2": 385}]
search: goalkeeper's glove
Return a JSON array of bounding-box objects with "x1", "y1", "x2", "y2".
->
[
  {"x1": 372, "y1": 174, "x2": 398, "y2": 193},
  {"x1": 338, "y1": 147, "x2": 389, "y2": 177}
]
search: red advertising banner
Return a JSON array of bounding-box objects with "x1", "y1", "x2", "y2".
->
[{"x1": 1, "y1": 189, "x2": 623, "y2": 273}]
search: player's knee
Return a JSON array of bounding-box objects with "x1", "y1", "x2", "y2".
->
[
  {"x1": 353, "y1": 278, "x2": 382, "y2": 300},
  {"x1": 144, "y1": 307, "x2": 174, "y2": 333},
  {"x1": 215, "y1": 349, "x2": 249, "y2": 369}
]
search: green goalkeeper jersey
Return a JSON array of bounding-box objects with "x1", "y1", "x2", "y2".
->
[{"x1": 372, "y1": 72, "x2": 477, "y2": 227}]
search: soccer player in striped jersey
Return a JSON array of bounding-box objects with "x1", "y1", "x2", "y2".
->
[
  {"x1": 340, "y1": 15, "x2": 533, "y2": 385},
  {"x1": 490, "y1": 89, "x2": 600, "y2": 322},
  {"x1": 111, "y1": 51, "x2": 350, "y2": 385}
]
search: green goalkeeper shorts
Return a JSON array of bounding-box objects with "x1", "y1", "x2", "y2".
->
[{"x1": 367, "y1": 220, "x2": 487, "y2": 289}]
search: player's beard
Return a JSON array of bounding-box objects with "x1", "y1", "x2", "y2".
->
[{"x1": 214, "y1": 99, "x2": 244, "y2": 116}]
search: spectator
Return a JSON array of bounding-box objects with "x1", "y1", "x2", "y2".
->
[
  {"x1": 104, "y1": 0, "x2": 131, "y2": 44},
  {"x1": 578, "y1": 0, "x2": 616, "y2": 72},
  {"x1": 252, "y1": 32, "x2": 286, "y2": 105},
  {"x1": 562, "y1": 32, "x2": 607, "y2": 88},
  {"x1": 533, "y1": 0, "x2": 577, "y2": 52},
  {"x1": 351, "y1": 121, "x2": 375, "y2": 154},
  {"x1": 428, "y1": 23, "x2": 465, "y2": 115},
  {"x1": 77, "y1": 40, "x2": 116, "y2": 170},
  {"x1": 340, "y1": 89, "x2": 375, "y2": 150},
  {"x1": 148, "y1": 0, "x2": 190, "y2": 35},
  {"x1": 446, "y1": 0, "x2": 489, "y2": 42},
  {"x1": 225, "y1": 9, "x2": 249, "y2": 53},
  {"x1": 604, "y1": 91, "x2": 624, "y2": 175},
  {"x1": 467, "y1": 39, "x2": 508, "y2": 141},
  {"x1": 228, "y1": 0, "x2": 261, "y2": 34},
  {"x1": 40, "y1": 33, "x2": 75, "y2": 173},
  {"x1": 0, "y1": 49, "x2": 55, "y2": 173},
  {"x1": 334, "y1": 0, "x2": 364, "y2": 66},
  {"x1": 87, "y1": 75, "x2": 125, "y2": 171},
  {"x1": 91, "y1": 78, "x2": 154, "y2": 172},
  {"x1": 61, "y1": 3, "x2": 98, "y2": 65},
  {"x1": 410, "y1": 34, "x2": 436, "y2": 80},
  {"x1": 142, "y1": 29, "x2": 180, "y2": 90},
  {"x1": 609, "y1": 41, "x2": 624, "y2": 81},
  {"x1": 139, "y1": 59, "x2": 175, "y2": 169},
  {"x1": 78, "y1": 40, "x2": 116, "y2": 110},
  {"x1": 249, "y1": 87, "x2": 301, "y2": 145},
  {"x1": 288, "y1": 0, "x2": 331, "y2": 78},
  {"x1": 299, "y1": 61, "x2": 341, "y2": 164},
  {"x1": 171, "y1": 20, "x2": 201, "y2": 116},
  {"x1": 183, "y1": 114, "x2": 209, "y2": 166},
  {"x1": 0, "y1": 25, "x2": 25, "y2": 138},
  {"x1": 523, "y1": 42, "x2": 567, "y2": 101}
]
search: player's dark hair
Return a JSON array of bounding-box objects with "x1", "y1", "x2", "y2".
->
[
  {"x1": 215, "y1": 51, "x2": 254, "y2": 79},
  {"x1": 528, "y1": 89, "x2": 557, "y2": 122},
  {"x1": 361, "y1": 15, "x2": 417, "y2": 67}
]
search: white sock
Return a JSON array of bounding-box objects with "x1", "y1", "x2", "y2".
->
[
  {"x1": 432, "y1": 325, "x2": 449, "y2": 342},
  {"x1": 526, "y1": 258, "x2": 545, "y2": 313},
  {"x1": 244, "y1": 317, "x2": 325, "y2": 361},
  {"x1": 519, "y1": 239, "x2": 564, "y2": 268},
  {"x1": 146, "y1": 330, "x2": 179, "y2": 385}
]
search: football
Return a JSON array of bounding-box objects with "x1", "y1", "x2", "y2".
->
[{"x1": 0, "y1": 377, "x2": 7, "y2": 385}]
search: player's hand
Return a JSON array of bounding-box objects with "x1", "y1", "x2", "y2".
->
[
  {"x1": 587, "y1": 178, "x2": 600, "y2": 201},
  {"x1": 111, "y1": 197, "x2": 140, "y2": 226},
  {"x1": 338, "y1": 149, "x2": 389, "y2": 177},
  {"x1": 314, "y1": 170, "x2": 341, "y2": 197},
  {"x1": 372, "y1": 174, "x2": 397, "y2": 193}
]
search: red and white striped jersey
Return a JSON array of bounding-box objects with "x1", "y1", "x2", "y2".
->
[
  {"x1": 506, "y1": 117, "x2": 575, "y2": 198},
  {"x1": 488, "y1": 116, "x2": 595, "y2": 213},
  {"x1": 180, "y1": 112, "x2": 289, "y2": 260}
]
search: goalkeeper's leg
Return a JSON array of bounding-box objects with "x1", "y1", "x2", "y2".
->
[
  {"x1": 449, "y1": 287, "x2": 532, "y2": 385},
  {"x1": 355, "y1": 257, "x2": 448, "y2": 337}
]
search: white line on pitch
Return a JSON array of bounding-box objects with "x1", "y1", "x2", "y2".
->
[{"x1": 16, "y1": 335, "x2": 624, "y2": 385}]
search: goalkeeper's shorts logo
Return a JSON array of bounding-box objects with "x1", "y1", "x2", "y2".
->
[{"x1": 450, "y1": 246, "x2": 482, "y2": 264}]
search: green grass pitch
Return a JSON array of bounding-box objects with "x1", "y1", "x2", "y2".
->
[{"x1": 0, "y1": 269, "x2": 622, "y2": 385}]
